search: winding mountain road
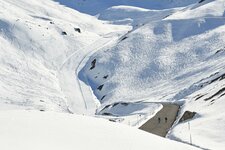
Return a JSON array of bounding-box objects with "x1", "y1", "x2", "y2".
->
[
  {"x1": 58, "y1": 30, "x2": 130, "y2": 115},
  {"x1": 139, "y1": 103, "x2": 179, "y2": 137}
]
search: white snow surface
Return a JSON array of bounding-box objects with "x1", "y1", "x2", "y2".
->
[
  {"x1": 82, "y1": 0, "x2": 225, "y2": 105},
  {"x1": 98, "y1": 5, "x2": 179, "y2": 27},
  {"x1": 98, "y1": 102, "x2": 163, "y2": 127},
  {"x1": 55, "y1": 0, "x2": 198, "y2": 15},
  {"x1": 1, "y1": 0, "x2": 225, "y2": 149},
  {"x1": 0, "y1": 1, "x2": 179, "y2": 149},
  {"x1": 0, "y1": 110, "x2": 199, "y2": 150},
  {"x1": 0, "y1": 0, "x2": 129, "y2": 114},
  {"x1": 167, "y1": 0, "x2": 225, "y2": 20},
  {"x1": 80, "y1": 0, "x2": 225, "y2": 149},
  {"x1": 168, "y1": 72, "x2": 225, "y2": 150}
]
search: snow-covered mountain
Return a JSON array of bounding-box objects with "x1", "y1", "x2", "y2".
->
[
  {"x1": 79, "y1": 0, "x2": 225, "y2": 149},
  {"x1": 1, "y1": 0, "x2": 225, "y2": 149},
  {"x1": 82, "y1": 0, "x2": 225, "y2": 105},
  {"x1": 0, "y1": 0, "x2": 129, "y2": 113},
  {"x1": 55, "y1": 0, "x2": 199, "y2": 15}
]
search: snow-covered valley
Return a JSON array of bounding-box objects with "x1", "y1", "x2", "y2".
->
[{"x1": 1, "y1": 0, "x2": 225, "y2": 149}]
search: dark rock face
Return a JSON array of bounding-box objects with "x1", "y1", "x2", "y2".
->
[
  {"x1": 199, "y1": 0, "x2": 205, "y2": 3},
  {"x1": 102, "y1": 112, "x2": 113, "y2": 116},
  {"x1": 121, "y1": 36, "x2": 128, "y2": 41},
  {"x1": 179, "y1": 111, "x2": 196, "y2": 123},
  {"x1": 109, "y1": 119, "x2": 116, "y2": 122},
  {"x1": 103, "y1": 75, "x2": 108, "y2": 79},
  {"x1": 97, "y1": 84, "x2": 104, "y2": 91},
  {"x1": 101, "y1": 95, "x2": 106, "y2": 101},
  {"x1": 61, "y1": 31, "x2": 67, "y2": 35},
  {"x1": 74, "y1": 28, "x2": 81, "y2": 33},
  {"x1": 90, "y1": 59, "x2": 96, "y2": 70},
  {"x1": 204, "y1": 87, "x2": 225, "y2": 101}
]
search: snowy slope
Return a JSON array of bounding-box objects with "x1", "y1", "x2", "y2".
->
[
  {"x1": 0, "y1": 1, "x2": 198, "y2": 149},
  {"x1": 55, "y1": 0, "x2": 198, "y2": 15},
  {"x1": 168, "y1": 71, "x2": 225, "y2": 150},
  {"x1": 1, "y1": 0, "x2": 225, "y2": 149},
  {"x1": 81, "y1": 0, "x2": 225, "y2": 105},
  {"x1": 98, "y1": 5, "x2": 178, "y2": 27},
  {"x1": 0, "y1": 0, "x2": 129, "y2": 113},
  {"x1": 0, "y1": 111, "x2": 199, "y2": 150},
  {"x1": 167, "y1": 0, "x2": 225, "y2": 19},
  {"x1": 79, "y1": 0, "x2": 225, "y2": 149}
]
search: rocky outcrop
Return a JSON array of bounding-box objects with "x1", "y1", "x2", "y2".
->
[
  {"x1": 74, "y1": 28, "x2": 81, "y2": 33},
  {"x1": 61, "y1": 31, "x2": 67, "y2": 35},
  {"x1": 179, "y1": 111, "x2": 196, "y2": 123},
  {"x1": 199, "y1": 0, "x2": 206, "y2": 3},
  {"x1": 97, "y1": 84, "x2": 104, "y2": 91},
  {"x1": 90, "y1": 59, "x2": 96, "y2": 70}
]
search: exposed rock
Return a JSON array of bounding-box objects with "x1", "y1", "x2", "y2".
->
[
  {"x1": 97, "y1": 84, "x2": 104, "y2": 91},
  {"x1": 199, "y1": 0, "x2": 206, "y2": 3},
  {"x1": 61, "y1": 31, "x2": 67, "y2": 35},
  {"x1": 90, "y1": 59, "x2": 96, "y2": 70},
  {"x1": 209, "y1": 73, "x2": 225, "y2": 84},
  {"x1": 74, "y1": 27, "x2": 81, "y2": 33},
  {"x1": 112, "y1": 103, "x2": 119, "y2": 107},
  {"x1": 121, "y1": 36, "x2": 128, "y2": 41},
  {"x1": 101, "y1": 95, "x2": 106, "y2": 100},
  {"x1": 109, "y1": 119, "x2": 116, "y2": 122},
  {"x1": 179, "y1": 111, "x2": 196, "y2": 123},
  {"x1": 163, "y1": 14, "x2": 171, "y2": 19},
  {"x1": 194, "y1": 94, "x2": 204, "y2": 101},
  {"x1": 100, "y1": 104, "x2": 111, "y2": 112},
  {"x1": 102, "y1": 112, "x2": 113, "y2": 116},
  {"x1": 103, "y1": 75, "x2": 108, "y2": 79},
  {"x1": 121, "y1": 102, "x2": 129, "y2": 106},
  {"x1": 215, "y1": 48, "x2": 225, "y2": 54},
  {"x1": 219, "y1": 93, "x2": 225, "y2": 98},
  {"x1": 204, "y1": 87, "x2": 225, "y2": 101}
]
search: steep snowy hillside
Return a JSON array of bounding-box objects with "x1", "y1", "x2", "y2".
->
[
  {"x1": 168, "y1": 71, "x2": 225, "y2": 150},
  {"x1": 0, "y1": 1, "x2": 199, "y2": 149},
  {"x1": 167, "y1": 0, "x2": 225, "y2": 19},
  {"x1": 0, "y1": 0, "x2": 129, "y2": 113},
  {"x1": 55, "y1": 0, "x2": 198, "y2": 15},
  {"x1": 81, "y1": 0, "x2": 225, "y2": 105},
  {"x1": 1, "y1": 0, "x2": 225, "y2": 149},
  {"x1": 79, "y1": 0, "x2": 225, "y2": 149}
]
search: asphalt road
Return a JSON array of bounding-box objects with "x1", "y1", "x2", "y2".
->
[{"x1": 139, "y1": 104, "x2": 179, "y2": 137}]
